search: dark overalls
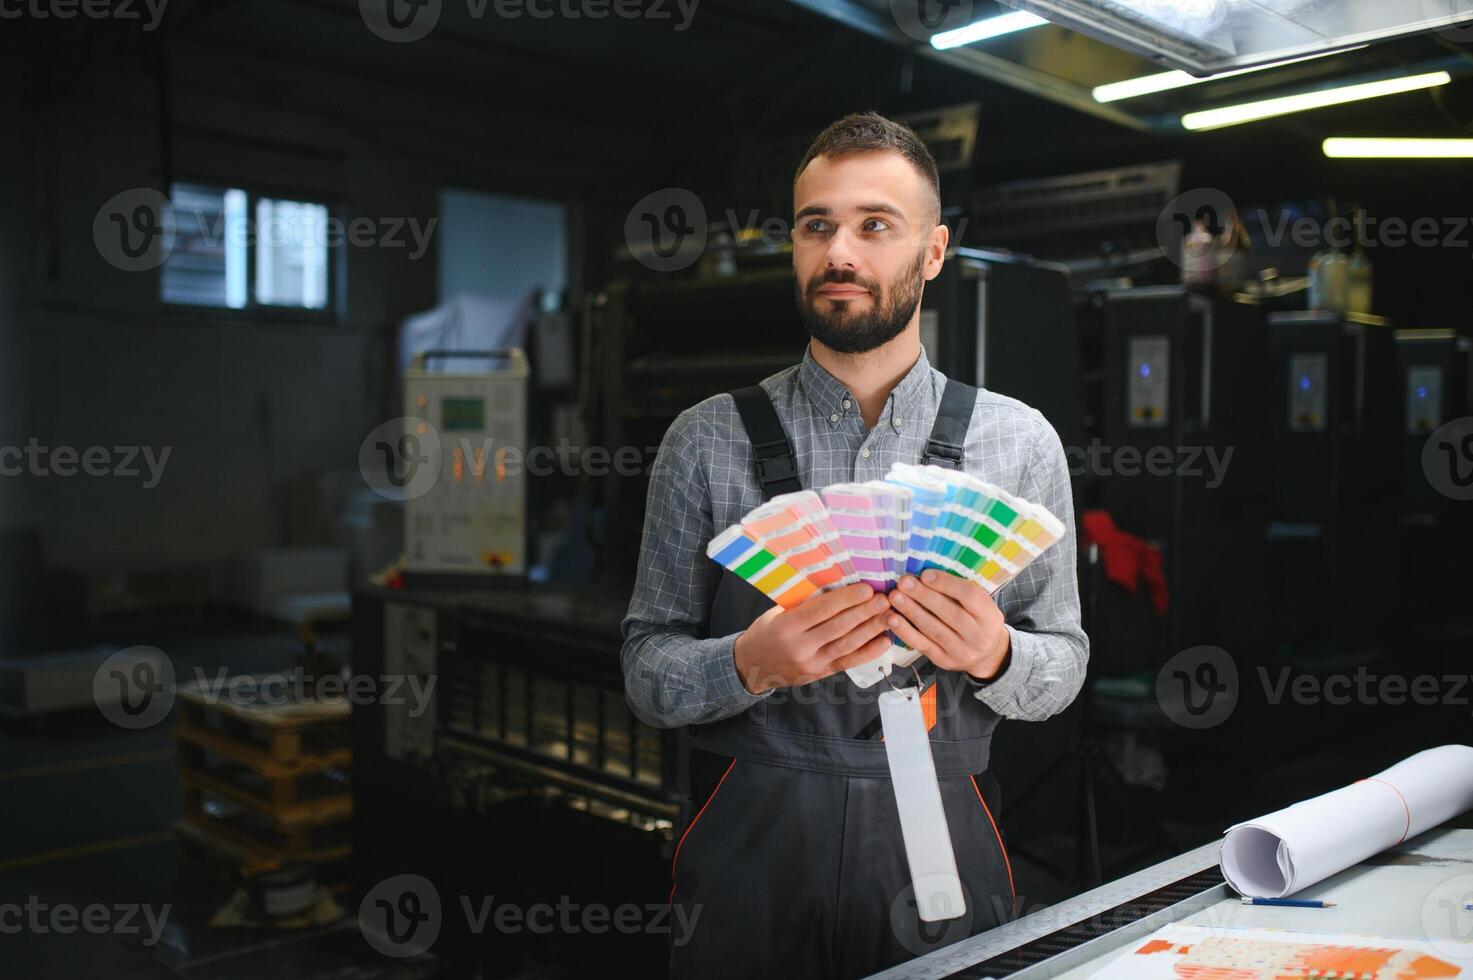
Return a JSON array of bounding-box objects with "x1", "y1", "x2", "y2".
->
[{"x1": 669, "y1": 381, "x2": 1017, "y2": 980}]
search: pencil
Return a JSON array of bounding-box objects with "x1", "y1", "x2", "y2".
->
[{"x1": 1240, "y1": 897, "x2": 1336, "y2": 908}]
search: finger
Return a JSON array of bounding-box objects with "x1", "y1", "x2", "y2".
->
[
  {"x1": 752, "y1": 603, "x2": 786, "y2": 626},
  {"x1": 916, "y1": 569, "x2": 992, "y2": 616},
  {"x1": 806, "y1": 593, "x2": 891, "y2": 647},
  {"x1": 830, "y1": 633, "x2": 897, "y2": 672},
  {"x1": 897, "y1": 574, "x2": 973, "y2": 623},
  {"x1": 817, "y1": 614, "x2": 892, "y2": 662},
  {"x1": 892, "y1": 581, "x2": 973, "y2": 644},
  {"x1": 790, "y1": 582, "x2": 874, "y2": 627},
  {"x1": 883, "y1": 613, "x2": 936, "y2": 658},
  {"x1": 888, "y1": 592, "x2": 966, "y2": 654}
]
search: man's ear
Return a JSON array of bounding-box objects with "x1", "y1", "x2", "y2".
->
[{"x1": 923, "y1": 221, "x2": 950, "y2": 282}]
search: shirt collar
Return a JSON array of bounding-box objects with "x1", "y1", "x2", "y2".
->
[{"x1": 798, "y1": 342, "x2": 935, "y2": 429}]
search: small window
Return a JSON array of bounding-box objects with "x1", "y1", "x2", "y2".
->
[
  {"x1": 255, "y1": 197, "x2": 329, "y2": 310},
  {"x1": 161, "y1": 182, "x2": 333, "y2": 315}
]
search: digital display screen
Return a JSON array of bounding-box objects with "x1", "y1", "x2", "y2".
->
[{"x1": 441, "y1": 397, "x2": 485, "y2": 432}]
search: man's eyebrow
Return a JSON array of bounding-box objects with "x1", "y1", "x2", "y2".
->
[{"x1": 793, "y1": 202, "x2": 907, "y2": 221}]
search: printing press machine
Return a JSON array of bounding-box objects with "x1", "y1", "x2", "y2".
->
[
  {"x1": 350, "y1": 584, "x2": 683, "y2": 970},
  {"x1": 352, "y1": 583, "x2": 682, "y2": 826}
]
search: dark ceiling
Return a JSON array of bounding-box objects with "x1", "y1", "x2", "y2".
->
[{"x1": 7, "y1": 0, "x2": 1473, "y2": 190}]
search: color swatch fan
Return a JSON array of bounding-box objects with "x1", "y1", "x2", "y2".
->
[
  {"x1": 891, "y1": 462, "x2": 1064, "y2": 597},
  {"x1": 819, "y1": 483, "x2": 912, "y2": 595},
  {"x1": 708, "y1": 464, "x2": 1065, "y2": 688},
  {"x1": 704, "y1": 490, "x2": 858, "y2": 613}
]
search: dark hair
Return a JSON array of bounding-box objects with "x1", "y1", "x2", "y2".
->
[{"x1": 794, "y1": 112, "x2": 941, "y2": 223}]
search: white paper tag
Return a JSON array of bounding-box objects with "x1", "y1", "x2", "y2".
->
[{"x1": 878, "y1": 687, "x2": 965, "y2": 922}]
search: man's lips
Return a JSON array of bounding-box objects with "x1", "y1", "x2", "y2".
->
[{"x1": 816, "y1": 284, "x2": 870, "y2": 298}]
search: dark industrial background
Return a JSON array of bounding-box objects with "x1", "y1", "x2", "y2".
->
[{"x1": 2, "y1": 1, "x2": 1472, "y2": 977}]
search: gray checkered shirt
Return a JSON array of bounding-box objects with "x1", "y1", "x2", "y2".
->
[{"x1": 620, "y1": 343, "x2": 1087, "y2": 729}]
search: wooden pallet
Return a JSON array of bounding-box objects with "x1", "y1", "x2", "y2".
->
[
  {"x1": 175, "y1": 675, "x2": 353, "y2": 855},
  {"x1": 176, "y1": 714, "x2": 351, "y2": 779},
  {"x1": 175, "y1": 674, "x2": 352, "y2": 716}
]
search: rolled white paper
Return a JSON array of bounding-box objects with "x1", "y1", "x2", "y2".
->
[{"x1": 1220, "y1": 744, "x2": 1473, "y2": 898}]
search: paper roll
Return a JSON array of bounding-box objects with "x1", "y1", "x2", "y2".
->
[{"x1": 1220, "y1": 744, "x2": 1473, "y2": 898}]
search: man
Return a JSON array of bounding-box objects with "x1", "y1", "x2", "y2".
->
[{"x1": 621, "y1": 112, "x2": 1087, "y2": 979}]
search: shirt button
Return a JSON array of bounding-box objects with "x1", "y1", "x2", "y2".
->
[
  {"x1": 843, "y1": 399, "x2": 852, "y2": 410},
  {"x1": 861, "y1": 448, "x2": 871, "y2": 458},
  {"x1": 894, "y1": 417, "x2": 904, "y2": 429},
  {"x1": 830, "y1": 413, "x2": 839, "y2": 423}
]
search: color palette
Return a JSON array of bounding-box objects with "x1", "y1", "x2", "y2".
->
[
  {"x1": 902, "y1": 464, "x2": 1064, "y2": 595},
  {"x1": 706, "y1": 463, "x2": 1065, "y2": 687},
  {"x1": 741, "y1": 491, "x2": 859, "y2": 592},
  {"x1": 706, "y1": 525, "x2": 820, "y2": 611},
  {"x1": 820, "y1": 483, "x2": 912, "y2": 594}
]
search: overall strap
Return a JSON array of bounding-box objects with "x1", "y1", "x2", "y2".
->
[
  {"x1": 730, "y1": 385, "x2": 803, "y2": 500},
  {"x1": 921, "y1": 377, "x2": 978, "y2": 470}
]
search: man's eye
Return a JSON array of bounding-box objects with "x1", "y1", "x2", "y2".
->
[
  {"x1": 863, "y1": 218, "x2": 890, "y2": 233},
  {"x1": 804, "y1": 219, "x2": 831, "y2": 234}
]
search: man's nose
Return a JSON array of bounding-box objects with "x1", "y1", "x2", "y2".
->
[{"x1": 823, "y1": 226, "x2": 862, "y2": 271}]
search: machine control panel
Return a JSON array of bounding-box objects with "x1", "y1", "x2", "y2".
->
[
  {"x1": 1288, "y1": 352, "x2": 1329, "y2": 433},
  {"x1": 1128, "y1": 334, "x2": 1170, "y2": 428}
]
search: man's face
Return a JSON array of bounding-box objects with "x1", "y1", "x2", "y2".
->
[{"x1": 791, "y1": 150, "x2": 947, "y2": 355}]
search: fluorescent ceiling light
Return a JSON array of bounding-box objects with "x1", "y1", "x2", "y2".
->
[
  {"x1": 995, "y1": 0, "x2": 1473, "y2": 75},
  {"x1": 1181, "y1": 71, "x2": 1453, "y2": 131},
  {"x1": 1093, "y1": 48, "x2": 1367, "y2": 103},
  {"x1": 1324, "y1": 137, "x2": 1473, "y2": 158},
  {"x1": 931, "y1": 11, "x2": 1048, "y2": 50}
]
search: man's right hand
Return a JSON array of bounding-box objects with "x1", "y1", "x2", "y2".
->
[{"x1": 732, "y1": 583, "x2": 894, "y2": 694}]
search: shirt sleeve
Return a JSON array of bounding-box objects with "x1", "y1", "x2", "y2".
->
[
  {"x1": 968, "y1": 412, "x2": 1089, "y2": 721},
  {"x1": 620, "y1": 405, "x2": 772, "y2": 730}
]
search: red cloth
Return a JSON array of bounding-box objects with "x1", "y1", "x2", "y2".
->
[{"x1": 1080, "y1": 509, "x2": 1169, "y2": 615}]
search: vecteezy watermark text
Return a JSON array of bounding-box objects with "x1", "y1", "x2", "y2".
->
[
  {"x1": 1157, "y1": 646, "x2": 1473, "y2": 730},
  {"x1": 93, "y1": 648, "x2": 439, "y2": 730},
  {"x1": 358, "y1": 875, "x2": 701, "y2": 958},
  {"x1": 0, "y1": 440, "x2": 171, "y2": 488},
  {"x1": 0, "y1": 0, "x2": 167, "y2": 29},
  {"x1": 359, "y1": 0, "x2": 699, "y2": 43},
  {"x1": 1260, "y1": 666, "x2": 1473, "y2": 712},
  {"x1": 191, "y1": 667, "x2": 436, "y2": 718},
  {"x1": 359, "y1": 417, "x2": 666, "y2": 501},
  {"x1": 0, "y1": 898, "x2": 171, "y2": 946},
  {"x1": 1259, "y1": 212, "x2": 1473, "y2": 251},
  {"x1": 93, "y1": 187, "x2": 437, "y2": 272},
  {"x1": 1065, "y1": 440, "x2": 1233, "y2": 488},
  {"x1": 623, "y1": 188, "x2": 972, "y2": 272}
]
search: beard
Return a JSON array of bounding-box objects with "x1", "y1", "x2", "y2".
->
[{"x1": 796, "y1": 248, "x2": 927, "y2": 355}]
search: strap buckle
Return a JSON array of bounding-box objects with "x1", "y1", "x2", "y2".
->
[
  {"x1": 753, "y1": 449, "x2": 797, "y2": 484},
  {"x1": 923, "y1": 441, "x2": 964, "y2": 470}
]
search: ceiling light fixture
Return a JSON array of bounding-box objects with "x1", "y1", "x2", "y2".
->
[
  {"x1": 1093, "y1": 48, "x2": 1368, "y2": 103},
  {"x1": 1180, "y1": 71, "x2": 1453, "y2": 131},
  {"x1": 930, "y1": 11, "x2": 1049, "y2": 50},
  {"x1": 1323, "y1": 137, "x2": 1473, "y2": 158}
]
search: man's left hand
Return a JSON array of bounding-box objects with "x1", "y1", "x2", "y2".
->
[{"x1": 885, "y1": 570, "x2": 1010, "y2": 682}]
